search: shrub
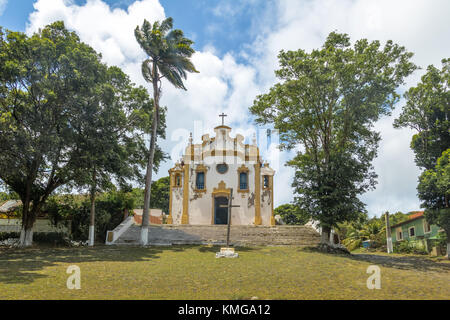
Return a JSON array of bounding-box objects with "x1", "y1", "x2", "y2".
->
[
  {"x1": 0, "y1": 232, "x2": 69, "y2": 246},
  {"x1": 32, "y1": 232, "x2": 69, "y2": 246},
  {"x1": 394, "y1": 240, "x2": 428, "y2": 255},
  {"x1": 44, "y1": 192, "x2": 131, "y2": 242},
  {"x1": 0, "y1": 232, "x2": 20, "y2": 241}
]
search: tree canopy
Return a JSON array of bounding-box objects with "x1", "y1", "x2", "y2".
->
[
  {"x1": 394, "y1": 59, "x2": 450, "y2": 170},
  {"x1": 250, "y1": 32, "x2": 417, "y2": 240},
  {"x1": 274, "y1": 203, "x2": 310, "y2": 225},
  {"x1": 134, "y1": 17, "x2": 198, "y2": 244},
  {"x1": 0, "y1": 21, "x2": 163, "y2": 246},
  {"x1": 395, "y1": 59, "x2": 449, "y2": 257}
]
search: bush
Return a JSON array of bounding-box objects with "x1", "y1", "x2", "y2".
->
[
  {"x1": 0, "y1": 232, "x2": 20, "y2": 241},
  {"x1": 274, "y1": 204, "x2": 310, "y2": 225},
  {"x1": 0, "y1": 231, "x2": 69, "y2": 246},
  {"x1": 394, "y1": 240, "x2": 428, "y2": 255},
  {"x1": 32, "y1": 232, "x2": 69, "y2": 246},
  {"x1": 44, "y1": 192, "x2": 131, "y2": 242}
]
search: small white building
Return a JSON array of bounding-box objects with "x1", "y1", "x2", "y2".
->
[{"x1": 167, "y1": 122, "x2": 275, "y2": 226}]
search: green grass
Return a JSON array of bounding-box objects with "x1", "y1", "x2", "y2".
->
[{"x1": 0, "y1": 245, "x2": 449, "y2": 300}]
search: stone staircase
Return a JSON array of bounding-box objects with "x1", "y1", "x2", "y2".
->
[{"x1": 113, "y1": 224, "x2": 321, "y2": 247}]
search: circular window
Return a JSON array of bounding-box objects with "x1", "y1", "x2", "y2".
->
[{"x1": 216, "y1": 163, "x2": 228, "y2": 174}]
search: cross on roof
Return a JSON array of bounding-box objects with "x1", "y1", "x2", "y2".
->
[{"x1": 219, "y1": 112, "x2": 227, "y2": 126}]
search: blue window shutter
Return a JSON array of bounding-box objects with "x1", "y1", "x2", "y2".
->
[
  {"x1": 240, "y1": 172, "x2": 248, "y2": 190},
  {"x1": 196, "y1": 172, "x2": 205, "y2": 189}
]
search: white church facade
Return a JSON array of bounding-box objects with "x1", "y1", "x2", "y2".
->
[{"x1": 167, "y1": 120, "x2": 275, "y2": 226}]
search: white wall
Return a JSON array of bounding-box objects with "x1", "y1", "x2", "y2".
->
[
  {"x1": 170, "y1": 126, "x2": 274, "y2": 226},
  {"x1": 0, "y1": 219, "x2": 71, "y2": 234}
]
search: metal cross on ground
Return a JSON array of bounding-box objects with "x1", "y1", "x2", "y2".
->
[
  {"x1": 219, "y1": 112, "x2": 227, "y2": 126},
  {"x1": 219, "y1": 188, "x2": 240, "y2": 247}
]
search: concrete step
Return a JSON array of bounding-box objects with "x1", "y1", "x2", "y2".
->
[{"x1": 114, "y1": 224, "x2": 321, "y2": 247}]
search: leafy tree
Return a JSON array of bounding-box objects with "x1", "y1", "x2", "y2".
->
[
  {"x1": 417, "y1": 149, "x2": 450, "y2": 257},
  {"x1": 395, "y1": 59, "x2": 449, "y2": 258},
  {"x1": 394, "y1": 59, "x2": 450, "y2": 170},
  {"x1": 250, "y1": 32, "x2": 416, "y2": 244},
  {"x1": 274, "y1": 203, "x2": 310, "y2": 225},
  {"x1": 0, "y1": 22, "x2": 108, "y2": 246},
  {"x1": 128, "y1": 177, "x2": 170, "y2": 214},
  {"x1": 70, "y1": 66, "x2": 167, "y2": 246},
  {"x1": 135, "y1": 17, "x2": 198, "y2": 244},
  {"x1": 0, "y1": 22, "x2": 158, "y2": 246},
  {"x1": 381, "y1": 211, "x2": 409, "y2": 226},
  {"x1": 44, "y1": 190, "x2": 137, "y2": 242},
  {"x1": 150, "y1": 176, "x2": 170, "y2": 215}
]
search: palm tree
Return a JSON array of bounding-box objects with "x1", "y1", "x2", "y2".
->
[
  {"x1": 135, "y1": 17, "x2": 198, "y2": 245},
  {"x1": 341, "y1": 220, "x2": 385, "y2": 251}
]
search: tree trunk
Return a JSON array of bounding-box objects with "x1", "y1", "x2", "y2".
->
[
  {"x1": 385, "y1": 211, "x2": 393, "y2": 253},
  {"x1": 140, "y1": 65, "x2": 160, "y2": 246},
  {"x1": 446, "y1": 230, "x2": 450, "y2": 260},
  {"x1": 123, "y1": 208, "x2": 129, "y2": 221},
  {"x1": 321, "y1": 226, "x2": 331, "y2": 244},
  {"x1": 19, "y1": 200, "x2": 37, "y2": 247},
  {"x1": 88, "y1": 190, "x2": 96, "y2": 247},
  {"x1": 88, "y1": 170, "x2": 97, "y2": 247}
]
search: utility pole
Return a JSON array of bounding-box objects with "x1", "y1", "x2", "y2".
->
[{"x1": 385, "y1": 211, "x2": 393, "y2": 254}]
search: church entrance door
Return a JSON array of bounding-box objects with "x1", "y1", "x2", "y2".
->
[{"x1": 214, "y1": 196, "x2": 228, "y2": 225}]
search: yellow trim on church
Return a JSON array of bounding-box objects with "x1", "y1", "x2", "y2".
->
[
  {"x1": 270, "y1": 175, "x2": 275, "y2": 226},
  {"x1": 211, "y1": 180, "x2": 232, "y2": 225},
  {"x1": 167, "y1": 166, "x2": 183, "y2": 224},
  {"x1": 181, "y1": 163, "x2": 190, "y2": 224},
  {"x1": 194, "y1": 164, "x2": 208, "y2": 194},
  {"x1": 237, "y1": 164, "x2": 249, "y2": 193},
  {"x1": 254, "y1": 163, "x2": 262, "y2": 226}
]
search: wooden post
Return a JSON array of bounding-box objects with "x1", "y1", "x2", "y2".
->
[
  {"x1": 220, "y1": 188, "x2": 239, "y2": 248},
  {"x1": 226, "y1": 189, "x2": 232, "y2": 247},
  {"x1": 385, "y1": 211, "x2": 393, "y2": 254}
]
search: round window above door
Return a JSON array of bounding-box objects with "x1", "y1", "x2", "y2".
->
[{"x1": 216, "y1": 163, "x2": 228, "y2": 174}]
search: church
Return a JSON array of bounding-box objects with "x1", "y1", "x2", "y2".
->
[{"x1": 167, "y1": 115, "x2": 276, "y2": 226}]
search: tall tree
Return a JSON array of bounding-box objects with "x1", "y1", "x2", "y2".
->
[
  {"x1": 134, "y1": 17, "x2": 198, "y2": 245},
  {"x1": 395, "y1": 59, "x2": 449, "y2": 258},
  {"x1": 394, "y1": 59, "x2": 450, "y2": 170},
  {"x1": 417, "y1": 149, "x2": 450, "y2": 257},
  {"x1": 274, "y1": 203, "x2": 310, "y2": 225},
  {"x1": 250, "y1": 32, "x2": 416, "y2": 244},
  {"x1": 0, "y1": 22, "x2": 158, "y2": 246},
  {"x1": 0, "y1": 22, "x2": 108, "y2": 246},
  {"x1": 71, "y1": 67, "x2": 167, "y2": 246}
]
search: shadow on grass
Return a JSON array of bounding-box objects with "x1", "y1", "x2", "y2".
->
[
  {"x1": 0, "y1": 244, "x2": 260, "y2": 284},
  {"x1": 348, "y1": 253, "x2": 450, "y2": 273},
  {"x1": 196, "y1": 245, "x2": 261, "y2": 253},
  {"x1": 299, "y1": 246, "x2": 450, "y2": 273}
]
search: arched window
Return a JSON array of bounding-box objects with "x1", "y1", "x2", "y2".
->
[
  {"x1": 196, "y1": 172, "x2": 205, "y2": 190},
  {"x1": 175, "y1": 173, "x2": 181, "y2": 187},
  {"x1": 239, "y1": 172, "x2": 248, "y2": 190},
  {"x1": 263, "y1": 175, "x2": 270, "y2": 188}
]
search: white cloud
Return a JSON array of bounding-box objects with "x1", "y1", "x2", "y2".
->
[
  {"x1": 26, "y1": 0, "x2": 450, "y2": 215},
  {"x1": 27, "y1": 0, "x2": 165, "y2": 81},
  {"x1": 245, "y1": 0, "x2": 450, "y2": 215},
  {"x1": 0, "y1": 0, "x2": 8, "y2": 16}
]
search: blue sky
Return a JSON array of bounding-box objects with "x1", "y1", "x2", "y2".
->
[
  {"x1": 1, "y1": 0, "x2": 449, "y2": 216},
  {"x1": 0, "y1": 0, "x2": 272, "y2": 63}
]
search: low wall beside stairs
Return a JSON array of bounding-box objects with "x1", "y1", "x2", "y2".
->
[{"x1": 109, "y1": 224, "x2": 321, "y2": 247}]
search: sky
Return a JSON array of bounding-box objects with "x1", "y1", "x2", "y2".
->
[{"x1": 1, "y1": 0, "x2": 449, "y2": 217}]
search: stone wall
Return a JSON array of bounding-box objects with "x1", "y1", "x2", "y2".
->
[{"x1": 0, "y1": 219, "x2": 71, "y2": 234}]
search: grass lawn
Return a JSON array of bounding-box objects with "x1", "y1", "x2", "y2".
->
[{"x1": 0, "y1": 245, "x2": 449, "y2": 300}]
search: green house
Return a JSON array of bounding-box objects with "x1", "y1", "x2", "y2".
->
[{"x1": 390, "y1": 211, "x2": 442, "y2": 252}]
